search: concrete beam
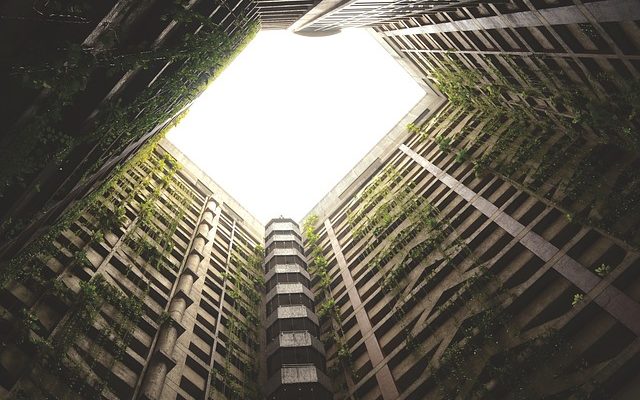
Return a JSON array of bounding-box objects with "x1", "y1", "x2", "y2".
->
[
  {"x1": 384, "y1": 0, "x2": 640, "y2": 37},
  {"x1": 324, "y1": 219, "x2": 400, "y2": 400},
  {"x1": 400, "y1": 144, "x2": 640, "y2": 336}
]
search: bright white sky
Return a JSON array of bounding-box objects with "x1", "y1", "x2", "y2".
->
[{"x1": 167, "y1": 29, "x2": 424, "y2": 224}]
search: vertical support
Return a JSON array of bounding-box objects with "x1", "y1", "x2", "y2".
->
[
  {"x1": 324, "y1": 219, "x2": 400, "y2": 400},
  {"x1": 204, "y1": 218, "x2": 237, "y2": 399},
  {"x1": 138, "y1": 198, "x2": 218, "y2": 399},
  {"x1": 399, "y1": 144, "x2": 640, "y2": 336},
  {"x1": 263, "y1": 219, "x2": 331, "y2": 398}
]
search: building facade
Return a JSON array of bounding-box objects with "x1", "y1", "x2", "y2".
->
[
  {"x1": 0, "y1": 139, "x2": 266, "y2": 400},
  {"x1": 2, "y1": 103, "x2": 639, "y2": 400},
  {"x1": 263, "y1": 219, "x2": 332, "y2": 399},
  {"x1": 289, "y1": 4, "x2": 640, "y2": 397},
  {"x1": 0, "y1": 0, "x2": 316, "y2": 283},
  {"x1": 294, "y1": 0, "x2": 640, "y2": 245},
  {"x1": 302, "y1": 99, "x2": 640, "y2": 399},
  {"x1": 1, "y1": 0, "x2": 640, "y2": 399}
]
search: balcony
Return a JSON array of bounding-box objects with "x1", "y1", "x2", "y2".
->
[
  {"x1": 265, "y1": 220, "x2": 300, "y2": 237},
  {"x1": 265, "y1": 264, "x2": 311, "y2": 282},
  {"x1": 264, "y1": 248, "x2": 308, "y2": 268}
]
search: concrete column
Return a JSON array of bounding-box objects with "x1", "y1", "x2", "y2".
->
[
  {"x1": 205, "y1": 219, "x2": 236, "y2": 398},
  {"x1": 140, "y1": 361, "x2": 169, "y2": 400},
  {"x1": 156, "y1": 325, "x2": 179, "y2": 354},
  {"x1": 324, "y1": 219, "x2": 400, "y2": 400},
  {"x1": 263, "y1": 218, "x2": 330, "y2": 398},
  {"x1": 196, "y1": 223, "x2": 210, "y2": 238},
  {"x1": 139, "y1": 197, "x2": 217, "y2": 398},
  {"x1": 168, "y1": 296, "x2": 187, "y2": 319},
  {"x1": 184, "y1": 253, "x2": 200, "y2": 272},
  {"x1": 192, "y1": 237, "x2": 206, "y2": 254}
]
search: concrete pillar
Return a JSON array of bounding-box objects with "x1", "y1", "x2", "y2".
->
[
  {"x1": 156, "y1": 325, "x2": 179, "y2": 354},
  {"x1": 184, "y1": 253, "x2": 200, "y2": 272},
  {"x1": 140, "y1": 361, "x2": 169, "y2": 400},
  {"x1": 139, "y1": 197, "x2": 217, "y2": 398},
  {"x1": 168, "y1": 297, "x2": 187, "y2": 320},
  {"x1": 192, "y1": 237, "x2": 206, "y2": 254}
]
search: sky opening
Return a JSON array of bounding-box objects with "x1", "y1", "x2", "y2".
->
[{"x1": 167, "y1": 28, "x2": 424, "y2": 224}]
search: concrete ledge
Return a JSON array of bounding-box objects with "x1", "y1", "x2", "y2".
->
[
  {"x1": 384, "y1": 0, "x2": 640, "y2": 37},
  {"x1": 265, "y1": 264, "x2": 311, "y2": 283},
  {"x1": 265, "y1": 233, "x2": 303, "y2": 249},
  {"x1": 265, "y1": 247, "x2": 308, "y2": 265},
  {"x1": 265, "y1": 364, "x2": 332, "y2": 396},
  {"x1": 266, "y1": 331, "x2": 326, "y2": 357},
  {"x1": 265, "y1": 283, "x2": 314, "y2": 303},
  {"x1": 266, "y1": 305, "x2": 319, "y2": 327},
  {"x1": 266, "y1": 221, "x2": 300, "y2": 238}
]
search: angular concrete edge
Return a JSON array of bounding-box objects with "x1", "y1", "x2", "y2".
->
[
  {"x1": 264, "y1": 247, "x2": 308, "y2": 265},
  {"x1": 265, "y1": 365, "x2": 332, "y2": 396},
  {"x1": 266, "y1": 305, "x2": 320, "y2": 327},
  {"x1": 265, "y1": 283, "x2": 315, "y2": 303},
  {"x1": 302, "y1": 94, "x2": 446, "y2": 225},
  {"x1": 265, "y1": 264, "x2": 311, "y2": 283},
  {"x1": 159, "y1": 139, "x2": 264, "y2": 238},
  {"x1": 266, "y1": 331, "x2": 326, "y2": 357}
]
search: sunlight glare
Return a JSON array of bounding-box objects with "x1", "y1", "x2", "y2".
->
[{"x1": 167, "y1": 28, "x2": 425, "y2": 223}]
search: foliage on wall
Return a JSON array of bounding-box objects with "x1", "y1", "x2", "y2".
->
[
  {"x1": 1, "y1": 141, "x2": 195, "y2": 397},
  {"x1": 303, "y1": 215, "x2": 359, "y2": 389},
  {"x1": 420, "y1": 55, "x2": 640, "y2": 247},
  {"x1": 213, "y1": 244, "x2": 264, "y2": 400},
  {"x1": 0, "y1": 6, "x2": 259, "y2": 249}
]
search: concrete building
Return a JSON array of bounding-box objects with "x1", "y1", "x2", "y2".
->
[
  {"x1": 264, "y1": 218, "x2": 332, "y2": 399},
  {"x1": 0, "y1": 140, "x2": 266, "y2": 400},
  {"x1": 2, "y1": 99, "x2": 639, "y2": 399},
  {"x1": 0, "y1": 0, "x2": 317, "y2": 279},
  {"x1": 1, "y1": 0, "x2": 640, "y2": 399},
  {"x1": 301, "y1": 99, "x2": 640, "y2": 399},
  {"x1": 293, "y1": 0, "x2": 640, "y2": 246},
  {"x1": 292, "y1": 1, "x2": 640, "y2": 398}
]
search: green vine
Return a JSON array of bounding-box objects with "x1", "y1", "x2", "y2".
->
[{"x1": 303, "y1": 216, "x2": 358, "y2": 385}]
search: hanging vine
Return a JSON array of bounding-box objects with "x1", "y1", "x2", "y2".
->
[
  {"x1": 0, "y1": 6, "x2": 260, "y2": 251},
  {"x1": 303, "y1": 216, "x2": 358, "y2": 389},
  {"x1": 1, "y1": 138, "x2": 193, "y2": 398},
  {"x1": 410, "y1": 72, "x2": 640, "y2": 247},
  {"x1": 214, "y1": 244, "x2": 263, "y2": 400}
]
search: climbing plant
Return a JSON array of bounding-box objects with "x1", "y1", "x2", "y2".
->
[
  {"x1": 213, "y1": 243, "x2": 263, "y2": 400},
  {"x1": 303, "y1": 216, "x2": 358, "y2": 387},
  {"x1": 351, "y1": 125, "x2": 584, "y2": 398},
  {"x1": 432, "y1": 55, "x2": 639, "y2": 146},
  {"x1": 0, "y1": 6, "x2": 260, "y2": 249},
  {"x1": 410, "y1": 71, "x2": 640, "y2": 247},
  {"x1": 4, "y1": 273, "x2": 144, "y2": 398},
  {"x1": 0, "y1": 133, "x2": 194, "y2": 398}
]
